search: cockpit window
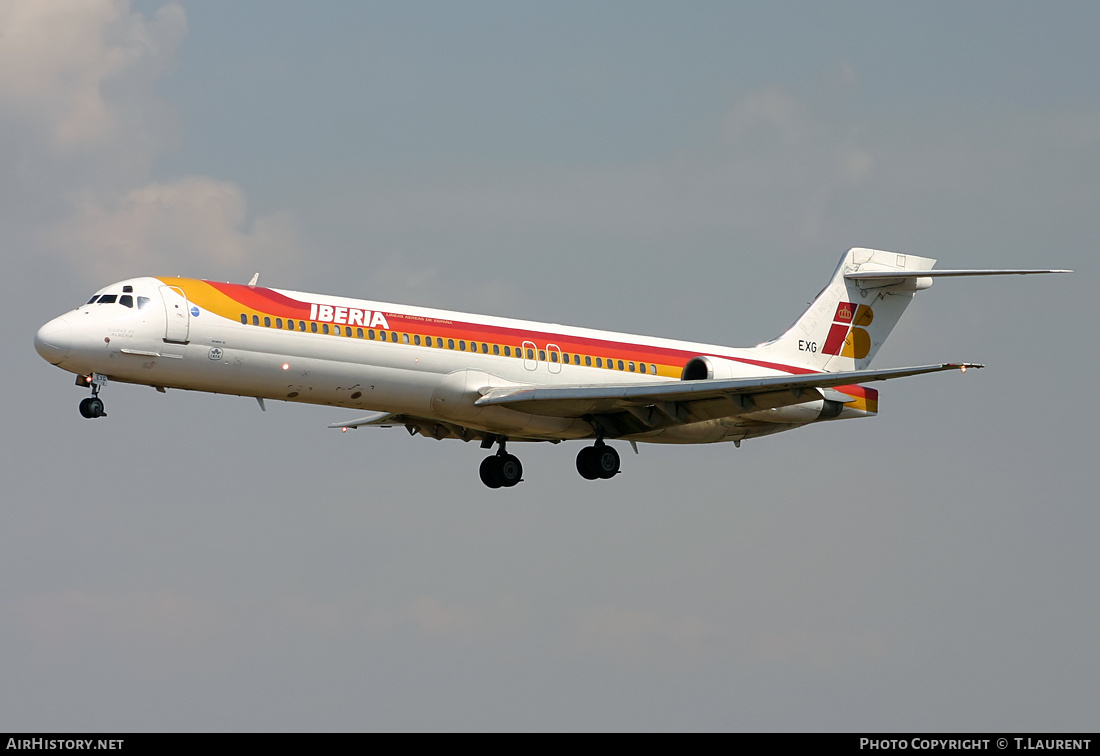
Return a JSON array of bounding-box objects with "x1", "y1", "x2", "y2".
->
[
  {"x1": 137, "y1": 296, "x2": 151, "y2": 309},
  {"x1": 119, "y1": 295, "x2": 134, "y2": 308},
  {"x1": 98, "y1": 294, "x2": 117, "y2": 304},
  {"x1": 87, "y1": 295, "x2": 99, "y2": 304}
]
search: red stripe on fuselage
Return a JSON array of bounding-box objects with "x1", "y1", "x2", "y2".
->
[
  {"x1": 204, "y1": 281, "x2": 874, "y2": 396},
  {"x1": 206, "y1": 281, "x2": 313, "y2": 319}
]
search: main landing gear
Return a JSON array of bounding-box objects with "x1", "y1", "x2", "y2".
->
[
  {"x1": 77, "y1": 374, "x2": 107, "y2": 419},
  {"x1": 479, "y1": 438, "x2": 523, "y2": 489},
  {"x1": 476, "y1": 436, "x2": 623, "y2": 488},
  {"x1": 576, "y1": 441, "x2": 620, "y2": 481}
]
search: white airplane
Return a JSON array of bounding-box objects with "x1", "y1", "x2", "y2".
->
[{"x1": 34, "y1": 248, "x2": 1067, "y2": 488}]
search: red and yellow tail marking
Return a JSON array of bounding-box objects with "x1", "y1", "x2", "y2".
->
[{"x1": 822, "y1": 302, "x2": 874, "y2": 359}]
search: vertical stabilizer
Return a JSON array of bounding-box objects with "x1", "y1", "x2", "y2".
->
[{"x1": 759, "y1": 248, "x2": 936, "y2": 372}]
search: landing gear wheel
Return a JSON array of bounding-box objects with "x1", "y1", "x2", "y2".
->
[
  {"x1": 577, "y1": 444, "x2": 620, "y2": 480},
  {"x1": 479, "y1": 454, "x2": 523, "y2": 488},
  {"x1": 480, "y1": 456, "x2": 503, "y2": 489},
  {"x1": 497, "y1": 454, "x2": 522, "y2": 487},
  {"x1": 79, "y1": 397, "x2": 105, "y2": 419},
  {"x1": 594, "y1": 445, "x2": 620, "y2": 479},
  {"x1": 576, "y1": 446, "x2": 600, "y2": 480}
]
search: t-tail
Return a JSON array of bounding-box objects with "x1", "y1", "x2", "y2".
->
[{"x1": 759, "y1": 247, "x2": 1070, "y2": 373}]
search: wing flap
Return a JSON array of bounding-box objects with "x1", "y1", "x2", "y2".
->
[{"x1": 327, "y1": 411, "x2": 402, "y2": 429}]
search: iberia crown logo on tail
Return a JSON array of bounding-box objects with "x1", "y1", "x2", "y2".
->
[{"x1": 822, "y1": 302, "x2": 874, "y2": 358}]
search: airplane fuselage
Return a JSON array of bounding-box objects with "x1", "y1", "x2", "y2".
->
[
  {"x1": 34, "y1": 276, "x2": 874, "y2": 447},
  {"x1": 41, "y1": 248, "x2": 1050, "y2": 487}
]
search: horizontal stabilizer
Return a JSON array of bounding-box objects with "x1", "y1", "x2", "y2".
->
[{"x1": 846, "y1": 269, "x2": 1071, "y2": 280}]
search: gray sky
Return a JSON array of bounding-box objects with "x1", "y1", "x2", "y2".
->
[{"x1": 2, "y1": 0, "x2": 1097, "y2": 731}]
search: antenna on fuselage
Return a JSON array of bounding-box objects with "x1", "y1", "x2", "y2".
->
[{"x1": 248, "y1": 273, "x2": 260, "y2": 287}]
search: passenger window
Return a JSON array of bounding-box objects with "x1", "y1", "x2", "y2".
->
[
  {"x1": 403, "y1": 333, "x2": 410, "y2": 344},
  {"x1": 240, "y1": 314, "x2": 247, "y2": 324},
  {"x1": 368, "y1": 329, "x2": 375, "y2": 340},
  {"x1": 596, "y1": 358, "x2": 602, "y2": 367},
  {"x1": 628, "y1": 362, "x2": 635, "y2": 372},
  {"x1": 357, "y1": 328, "x2": 364, "y2": 338},
  {"x1": 618, "y1": 360, "x2": 624, "y2": 371},
  {"x1": 425, "y1": 336, "x2": 433, "y2": 347},
  {"x1": 650, "y1": 364, "x2": 657, "y2": 375},
  {"x1": 585, "y1": 356, "x2": 592, "y2": 366},
  {"x1": 414, "y1": 334, "x2": 421, "y2": 345},
  {"x1": 311, "y1": 322, "x2": 318, "y2": 333},
  {"x1": 323, "y1": 324, "x2": 330, "y2": 334},
  {"x1": 252, "y1": 315, "x2": 259, "y2": 326},
  {"x1": 481, "y1": 343, "x2": 488, "y2": 354},
  {"x1": 448, "y1": 339, "x2": 455, "y2": 350},
  {"x1": 275, "y1": 318, "x2": 282, "y2": 329},
  {"x1": 527, "y1": 348, "x2": 535, "y2": 360},
  {"x1": 574, "y1": 354, "x2": 581, "y2": 365},
  {"x1": 334, "y1": 325, "x2": 341, "y2": 335},
  {"x1": 264, "y1": 317, "x2": 272, "y2": 328},
  {"x1": 298, "y1": 321, "x2": 306, "y2": 331},
  {"x1": 551, "y1": 352, "x2": 558, "y2": 363},
  {"x1": 504, "y1": 346, "x2": 511, "y2": 357},
  {"x1": 459, "y1": 341, "x2": 466, "y2": 351},
  {"x1": 493, "y1": 344, "x2": 499, "y2": 355}
]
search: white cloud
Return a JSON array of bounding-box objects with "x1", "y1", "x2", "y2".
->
[
  {"x1": 0, "y1": 0, "x2": 186, "y2": 151},
  {"x1": 723, "y1": 88, "x2": 810, "y2": 146},
  {"x1": 49, "y1": 176, "x2": 302, "y2": 280},
  {"x1": 333, "y1": 84, "x2": 877, "y2": 254},
  {"x1": 0, "y1": 0, "x2": 300, "y2": 284}
]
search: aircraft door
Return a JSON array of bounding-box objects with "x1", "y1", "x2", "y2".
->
[
  {"x1": 546, "y1": 343, "x2": 562, "y2": 374},
  {"x1": 522, "y1": 340, "x2": 537, "y2": 371},
  {"x1": 160, "y1": 286, "x2": 190, "y2": 343}
]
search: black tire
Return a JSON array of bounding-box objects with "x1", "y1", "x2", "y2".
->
[
  {"x1": 88, "y1": 398, "x2": 105, "y2": 418},
  {"x1": 576, "y1": 446, "x2": 599, "y2": 480},
  {"x1": 479, "y1": 456, "x2": 503, "y2": 488},
  {"x1": 78, "y1": 398, "x2": 93, "y2": 418},
  {"x1": 595, "y1": 445, "x2": 620, "y2": 479},
  {"x1": 498, "y1": 454, "x2": 523, "y2": 487}
]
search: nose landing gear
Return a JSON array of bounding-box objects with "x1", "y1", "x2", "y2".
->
[
  {"x1": 77, "y1": 374, "x2": 107, "y2": 419},
  {"x1": 78, "y1": 397, "x2": 106, "y2": 418}
]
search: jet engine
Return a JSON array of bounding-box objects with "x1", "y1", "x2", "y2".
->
[
  {"x1": 681, "y1": 355, "x2": 847, "y2": 424},
  {"x1": 681, "y1": 355, "x2": 742, "y2": 381}
]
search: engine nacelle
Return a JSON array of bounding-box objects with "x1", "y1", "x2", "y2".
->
[
  {"x1": 681, "y1": 355, "x2": 743, "y2": 381},
  {"x1": 740, "y1": 399, "x2": 845, "y2": 424},
  {"x1": 682, "y1": 355, "x2": 848, "y2": 424}
]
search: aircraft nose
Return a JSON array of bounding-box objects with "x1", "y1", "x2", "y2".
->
[{"x1": 35, "y1": 317, "x2": 71, "y2": 364}]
